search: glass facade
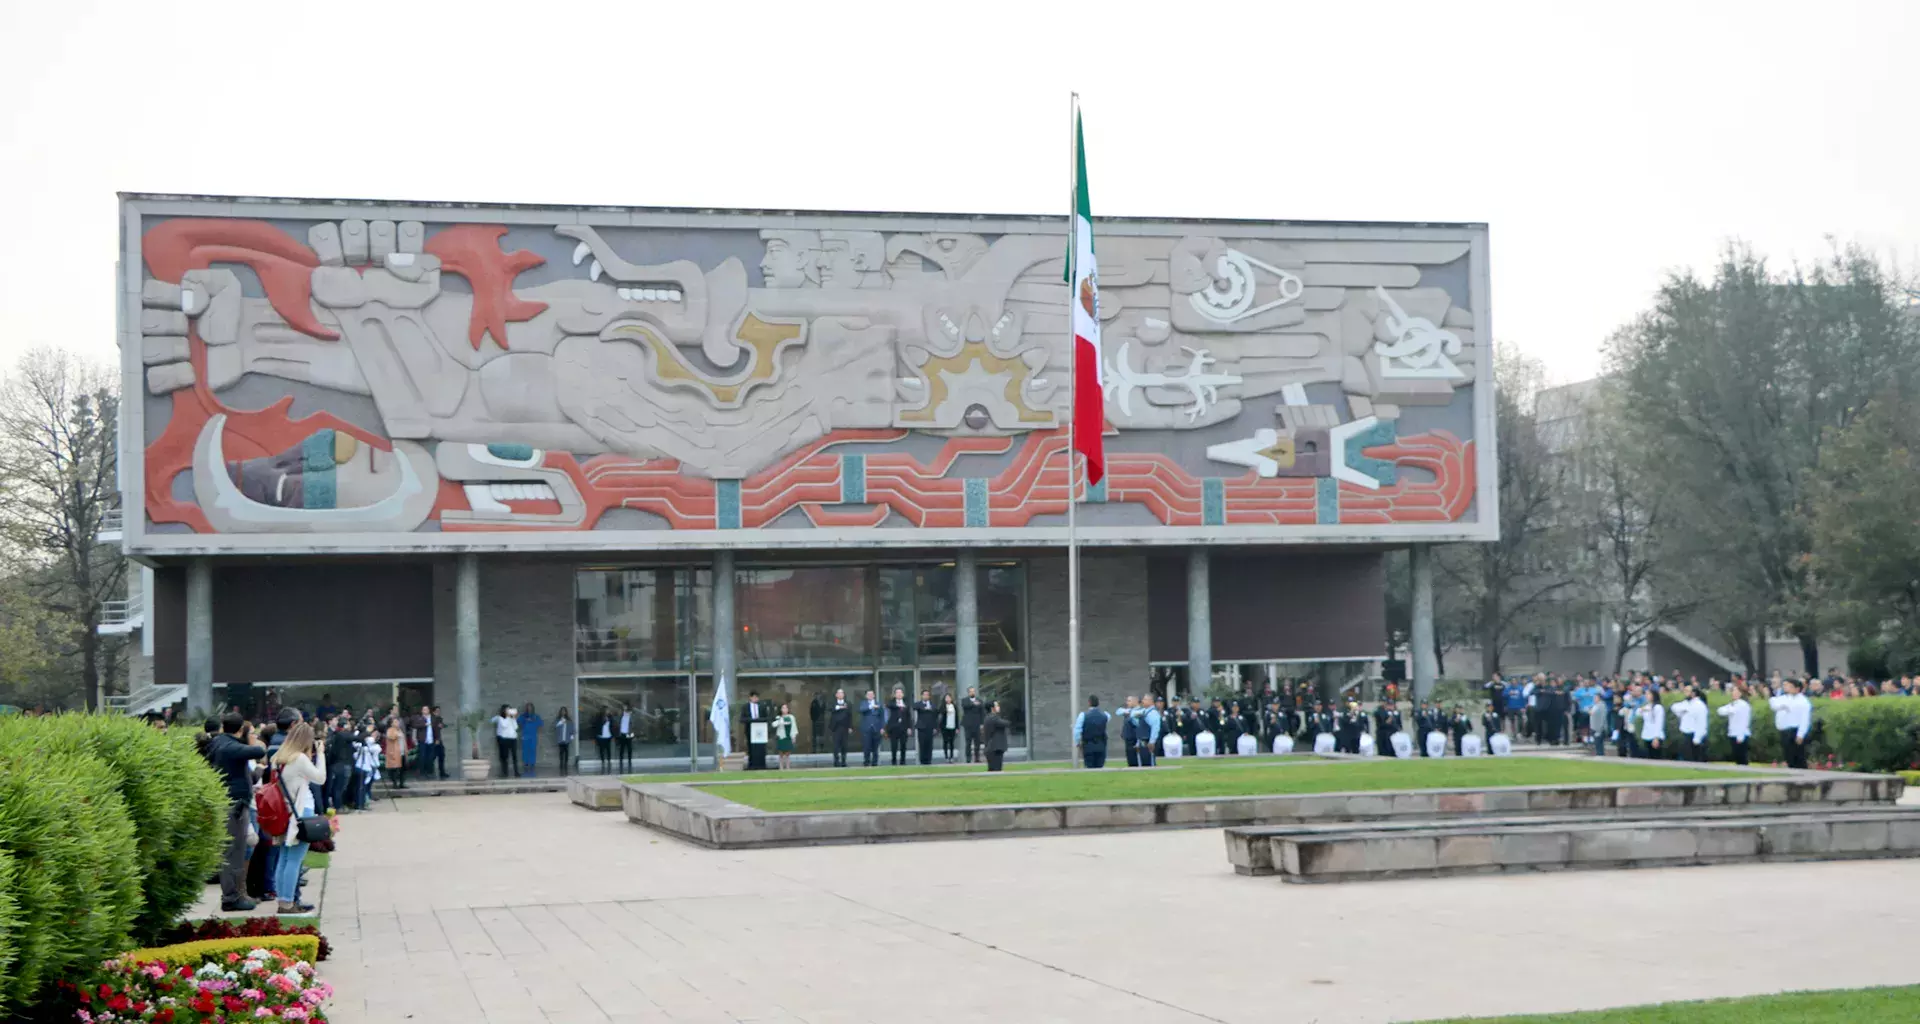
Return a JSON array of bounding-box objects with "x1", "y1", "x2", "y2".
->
[{"x1": 575, "y1": 560, "x2": 1029, "y2": 763}]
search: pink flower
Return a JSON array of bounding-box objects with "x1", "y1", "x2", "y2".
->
[
  {"x1": 255, "y1": 1007, "x2": 275, "y2": 1018},
  {"x1": 242, "y1": 989, "x2": 264, "y2": 1001},
  {"x1": 282, "y1": 1008, "x2": 310, "y2": 1022}
]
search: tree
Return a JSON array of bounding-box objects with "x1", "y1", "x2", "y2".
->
[
  {"x1": 1560, "y1": 383, "x2": 1697, "y2": 674},
  {"x1": 1809, "y1": 391, "x2": 1920, "y2": 673},
  {"x1": 1434, "y1": 351, "x2": 1576, "y2": 677},
  {"x1": 0, "y1": 348, "x2": 127, "y2": 709},
  {"x1": 1606, "y1": 246, "x2": 1920, "y2": 676}
]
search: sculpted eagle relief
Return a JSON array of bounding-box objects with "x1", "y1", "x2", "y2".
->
[{"x1": 131, "y1": 211, "x2": 1481, "y2": 535}]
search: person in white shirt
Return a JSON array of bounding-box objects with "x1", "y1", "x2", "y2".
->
[
  {"x1": 1633, "y1": 697, "x2": 1666, "y2": 759},
  {"x1": 1676, "y1": 687, "x2": 1710, "y2": 762},
  {"x1": 490, "y1": 704, "x2": 520, "y2": 778},
  {"x1": 1717, "y1": 682, "x2": 1754, "y2": 765},
  {"x1": 1770, "y1": 680, "x2": 1813, "y2": 768}
]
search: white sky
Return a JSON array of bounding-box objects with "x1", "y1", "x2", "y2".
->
[{"x1": 2, "y1": 0, "x2": 1916, "y2": 384}]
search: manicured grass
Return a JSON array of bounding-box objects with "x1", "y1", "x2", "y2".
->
[
  {"x1": 702, "y1": 756, "x2": 1749, "y2": 812},
  {"x1": 621, "y1": 755, "x2": 1310, "y2": 786},
  {"x1": 1419, "y1": 985, "x2": 1920, "y2": 1022}
]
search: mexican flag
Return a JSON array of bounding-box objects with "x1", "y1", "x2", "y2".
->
[{"x1": 1067, "y1": 111, "x2": 1106, "y2": 487}]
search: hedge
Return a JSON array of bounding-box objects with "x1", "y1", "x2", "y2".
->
[
  {"x1": 1636, "y1": 692, "x2": 1920, "y2": 772},
  {"x1": 0, "y1": 713, "x2": 231, "y2": 1015},
  {"x1": 0, "y1": 726, "x2": 142, "y2": 1013},
  {"x1": 123, "y1": 932, "x2": 321, "y2": 969},
  {"x1": 0, "y1": 714, "x2": 228, "y2": 939}
]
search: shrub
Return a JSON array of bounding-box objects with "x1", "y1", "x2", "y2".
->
[
  {"x1": 0, "y1": 713, "x2": 228, "y2": 941},
  {"x1": 156, "y1": 915, "x2": 331, "y2": 961},
  {"x1": 0, "y1": 728, "x2": 141, "y2": 1013},
  {"x1": 0, "y1": 849, "x2": 17, "y2": 1003},
  {"x1": 122, "y1": 932, "x2": 321, "y2": 968},
  {"x1": 1812, "y1": 696, "x2": 1920, "y2": 773}
]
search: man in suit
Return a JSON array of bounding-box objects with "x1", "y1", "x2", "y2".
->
[
  {"x1": 828, "y1": 689, "x2": 854, "y2": 768},
  {"x1": 616, "y1": 703, "x2": 635, "y2": 773},
  {"x1": 885, "y1": 688, "x2": 911, "y2": 765},
  {"x1": 982, "y1": 700, "x2": 1011, "y2": 772},
  {"x1": 859, "y1": 690, "x2": 886, "y2": 767},
  {"x1": 913, "y1": 690, "x2": 939, "y2": 766},
  {"x1": 961, "y1": 687, "x2": 986, "y2": 763},
  {"x1": 410, "y1": 705, "x2": 448, "y2": 780},
  {"x1": 742, "y1": 691, "x2": 772, "y2": 770}
]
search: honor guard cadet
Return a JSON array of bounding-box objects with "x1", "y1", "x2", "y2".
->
[
  {"x1": 1182, "y1": 699, "x2": 1203, "y2": 756},
  {"x1": 1481, "y1": 703, "x2": 1503, "y2": 752},
  {"x1": 1373, "y1": 700, "x2": 1403, "y2": 757},
  {"x1": 1449, "y1": 706, "x2": 1474, "y2": 757},
  {"x1": 1221, "y1": 701, "x2": 1246, "y2": 756},
  {"x1": 1336, "y1": 701, "x2": 1366, "y2": 755},
  {"x1": 1311, "y1": 701, "x2": 1338, "y2": 754}
]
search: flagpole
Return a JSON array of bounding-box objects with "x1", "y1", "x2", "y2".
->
[{"x1": 1066, "y1": 91, "x2": 1082, "y2": 762}]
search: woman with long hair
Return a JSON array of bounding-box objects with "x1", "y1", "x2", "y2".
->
[
  {"x1": 384, "y1": 715, "x2": 409, "y2": 791},
  {"x1": 772, "y1": 703, "x2": 798, "y2": 770},
  {"x1": 270, "y1": 721, "x2": 324, "y2": 914}
]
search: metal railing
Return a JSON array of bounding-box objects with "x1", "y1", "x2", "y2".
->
[
  {"x1": 99, "y1": 507, "x2": 124, "y2": 538},
  {"x1": 101, "y1": 592, "x2": 144, "y2": 627}
]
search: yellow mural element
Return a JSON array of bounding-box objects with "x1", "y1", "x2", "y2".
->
[
  {"x1": 1256, "y1": 432, "x2": 1296, "y2": 469},
  {"x1": 613, "y1": 314, "x2": 805, "y2": 407},
  {"x1": 899, "y1": 342, "x2": 1053, "y2": 425}
]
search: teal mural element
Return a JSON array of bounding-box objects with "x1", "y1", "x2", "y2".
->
[
  {"x1": 1202, "y1": 479, "x2": 1225, "y2": 526},
  {"x1": 1344, "y1": 419, "x2": 1399, "y2": 487},
  {"x1": 717, "y1": 480, "x2": 742, "y2": 529},
  {"x1": 301, "y1": 429, "x2": 336, "y2": 473},
  {"x1": 1316, "y1": 477, "x2": 1339, "y2": 524},
  {"x1": 487, "y1": 443, "x2": 536, "y2": 463},
  {"x1": 964, "y1": 478, "x2": 989, "y2": 527},
  {"x1": 840, "y1": 453, "x2": 866, "y2": 504},
  {"x1": 1086, "y1": 477, "x2": 1108, "y2": 503}
]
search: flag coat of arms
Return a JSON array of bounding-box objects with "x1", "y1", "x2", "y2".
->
[{"x1": 1067, "y1": 112, "x2": 1106, "y2": 487}]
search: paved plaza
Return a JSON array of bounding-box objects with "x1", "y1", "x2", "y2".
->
[{"x1": 320, "y1": 792, "x2": 1920, "y2": 1024}]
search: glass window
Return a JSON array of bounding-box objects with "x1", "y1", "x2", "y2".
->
[
  {"x1": 736, "y1": 567, "x2": 870, "y2": 670},
  {"x1": 978, "y1": 563, "x2": 1025, "y2": 665},
  {"x1": 878, "y1": 567, "x2": 916, "y2": 666},
  {"x1": 726, "y1": 675, "x2": 872, "y2": 754},
  {"x1": 981, "y1": 668, "x2": 1027, "y2": 749},
  {"x1": 578, "y1": 677, "x2": 694, "y2": 761},
  {"x1": 915, "y1": 565, "x2": 958, "y2": 663},
  {"x1": 576, "y1": 569, "x2": 708, "y2": 673}
]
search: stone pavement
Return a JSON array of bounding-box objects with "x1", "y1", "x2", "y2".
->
[{"x1": 320, "y1": 793, "x2": 1920, "y2": 1024}]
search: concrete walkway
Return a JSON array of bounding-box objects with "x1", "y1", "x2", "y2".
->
[{"x1": 319, "y1": 793, "x2": 1920, "y2": 1024}]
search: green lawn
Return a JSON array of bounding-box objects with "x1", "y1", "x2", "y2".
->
[
  {"x1": 700, "y1": 756, "x2": 1746, "y2": 812},
  {"x1": 302, "y1": 851, "x2": 330, "y2": 870},
  {"x1": 622, "y1": 754, "x2": 1310, "y2": 786},
  {"x1": 1420, "y1": 985, "x2": 1920, "y2": 1022}
]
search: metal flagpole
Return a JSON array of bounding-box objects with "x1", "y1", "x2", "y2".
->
[{"x1": 1066, "y1": 91, "x2": 1081, "y2": 764}]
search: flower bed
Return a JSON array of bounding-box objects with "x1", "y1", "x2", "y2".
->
[
  {"x1": 57, "y1": 947, "x2": 332, "y2": 1023},
  {"x1": 154, "y1": 917, "x2": 331, "y2": 962}
]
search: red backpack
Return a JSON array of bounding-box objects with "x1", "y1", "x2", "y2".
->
[{"x1": 255, "y1": 767, "x2": 293, "y2": 838}]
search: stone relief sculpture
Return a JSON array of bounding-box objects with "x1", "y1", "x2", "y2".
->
[{"x1": 133, "y1": 209, "x2": 1481, "y2": 535}]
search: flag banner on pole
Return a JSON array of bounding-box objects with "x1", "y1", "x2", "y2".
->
[
  {"x1": 709, "y1": 676, "x2": 732, "y2": 757},
  {"x1": 1067, "y1": 111, "x2": 1106, "y2": 487}
]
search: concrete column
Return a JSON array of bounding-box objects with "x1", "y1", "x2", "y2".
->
[
  {"x1": 1410, "y1": 544, "x2": 1437, "y2": 702},
  {"x1": 1186, "y1": 547, "x2": 1211, "y2": 700},
  {"x1": 185, "y1": 559, "x2": 213, "y2": 713},
  {"x1": 455, "y1": 553, "x2": 480, "y2": 766},
  {"x1": 955, "y1": 550, "x2": 979, "y2": 700}
]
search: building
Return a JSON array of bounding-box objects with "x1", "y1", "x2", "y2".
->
[{"x1": 113, "y1": 194, "x2": 1495, "y2": 764}]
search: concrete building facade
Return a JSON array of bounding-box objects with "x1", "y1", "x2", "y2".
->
[{"x1": 114, "y1": 194, "x2": 1494, "y2": 764}]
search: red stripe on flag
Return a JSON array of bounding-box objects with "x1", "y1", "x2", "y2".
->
[{"x1": 1072, "y1": 334, "x2": 1105, "y2": 486}]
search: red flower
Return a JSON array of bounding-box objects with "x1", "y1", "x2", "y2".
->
[
  {"x1": 109, "y1": 994, "x2": 132, "y2": 1011},
  {"x1": 98, "y1": 984, "x2": 115, "y2": 999},
  {"x1": 155, "y1": 1010, "x2": 177, "y2": 1024},
  {"x1": 191, "y1": 994, "x2": 217, "y2": 1014},
  {"x1": 225, "y1": 995, "x2": 250, "y2": 1012}
]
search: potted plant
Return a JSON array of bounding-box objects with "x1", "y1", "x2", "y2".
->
[{"x1": 460, "y1": 708, "x2": 493, "y2": 781}]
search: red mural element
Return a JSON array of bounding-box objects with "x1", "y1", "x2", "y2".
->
[
  {"x1": 424, "y1": 225, "x2": 548, "y2": 349},
  {"x1": 141, "y1": 220, "x2": 394, "y2": 531},
  {"x1": 445, "y1": 428, "x2": 1475, "y2": 531}
]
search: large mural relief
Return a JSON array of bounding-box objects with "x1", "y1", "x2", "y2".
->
[{"x1": 127, "y1": 203, "x2": 1485, "y2": 539}]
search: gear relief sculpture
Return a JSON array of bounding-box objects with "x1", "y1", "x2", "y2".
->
[{"x1": 130, "y1": 205, "x2": 1483, "y2": 535}]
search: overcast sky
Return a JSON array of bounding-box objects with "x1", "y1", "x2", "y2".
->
[{"x1": 2, "y1": 0, "x2": 1916, "y2": 384}]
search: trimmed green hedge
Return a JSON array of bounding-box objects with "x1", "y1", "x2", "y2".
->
[
  {"x1": 0, "y1": 726, "x2": 142, "y2": 1012},
  {"x1": 1642, "y1": 692, "x2": 1920, "y2": 771},
  {"x1": 0, "y1": 713, "x2": 230, "y2": 1015}
]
